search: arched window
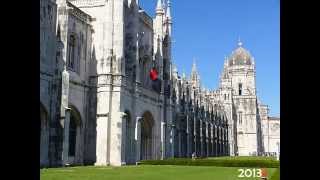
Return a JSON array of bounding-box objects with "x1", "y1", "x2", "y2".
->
[
  {"x1": 238, "y1": 83, "x2": 242, "y2": 95},
  {"x1": 67, "y1": 35, "x2": 76, "y2": 71},
  {"x1": 238, "y1": 112, "x2": 242, "y2": 125}
]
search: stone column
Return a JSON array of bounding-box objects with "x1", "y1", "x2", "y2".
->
[
  {"x1": 219, "y1": 128, "x2": 222, "y2": 156},
  {"x1": 170, "y1": 124, "x2": 175, "y2": 157},
  {"x1": 186, "y1": 114, "x2": 190, "y2": 157},
  {"x1": 135, "y1": 117, "x2": 142, "y2": 164},
  {"x1": 220, "y1": 128, "x2": 223, "y2": 156},
  {"x1": 178, "y1": 129, "x2": 182, "y2": 157},
  {"x1": 217, "y1": 129, "x2": 220, "y2": 156},
  {"x1": 200, "y1": 120, "x2": 203, "y2": 157},
  {"x1": 225, "y1": 128, "x2": 228, "y2": 155},
  {"x1": 211, "y1": 124, "x2": 214, "y2": 156},
  {"x1": 193, "y1": 113, "x2": 197, "y2": 156},
  {"x1": 62, "y1": 108, "x2": 71, "y2": 165},
  {"x1": 121, "y1": 113, "x2": 128, "y2": 165},
  {"x1": 222, "y1": 128, "x2": 225, "y2": 156},
  {"x1": 135, "y1": 32, "x2": 141, "y2": 86},
  {"x1": 222, "y1": 128, "x2": 226, "y2": 155},
  {"x1": 95, "y1": 111, "x2": 109, "y2": 165},
  {"x1": 227, "y1": 123, "x2": 233, "y2": 156},
  {"x1": 161, "y1": 121, "x2": 166, "y2": 159},
  {"x1": 214, "y1": 126, "x2": 217, "y2": 156},
  {"x1": 206, "y1": 122, "x2": 209, "y2": 157}
]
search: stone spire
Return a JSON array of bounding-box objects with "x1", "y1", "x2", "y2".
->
[
  {"x1": 154, "y1": 0, "x2": 164, "y2": 56},
  {"x1": 155, "y1": 35, "x2": 161, "y2": 58},
  {"x1": 224, "y1": 56, "x2": 228, "y2": 67},
  {"x1": 173, "y1": 64, "x2": 178, "y2": 77},
  {"x1": 191, "y1": 58, "x2": 198, "y2": 74},
  {"x1": 166, "y1": 0, "x2": 172, "y2": 19},
  {"x1": 191, "y1": 58, "x2": 199, "y2": 86},
  {"x1": 237, "y1": 36, "x2": 243, "y2": 47},
  {"x1": 165, "y1": 0, "x2": 172, "y2": 36},
  {"x1": 156, "y1": 0, "x2": 163, "y2": 12},
  {"x1": 182, "y1": 69, "x2": 186, "y2": 80}
]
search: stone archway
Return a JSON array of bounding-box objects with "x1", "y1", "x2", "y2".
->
[
  {"x1": 124, "y1": 111, "x2": 134, "y2": 164},
  {"x1": 141, "y1": 111, "x2": 154, "y2": 160},
  {"x1": 68, "y1": 106, "x2": 82, "y2": 164},
  {"x1": 40, "y1": 102, "x2": 49, "y2": 167}
]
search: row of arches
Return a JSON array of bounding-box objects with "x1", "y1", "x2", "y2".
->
[
  {"x1": 123, "y1": 110, "x2": 155, "y2": 164},
  {"x1": 175, "y1": 119, "x2": 229, "y2": 158},
  {"x1": 173, "y1": 104, "x2": 230, "y2": 158},
  {"x1": 40, "y1": 102, "x2": 82, "y2": 166}
]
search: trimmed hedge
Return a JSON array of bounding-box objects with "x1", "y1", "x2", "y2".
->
[{"x1": 139, "y1": 157, "x2": 280, "y2": 168}]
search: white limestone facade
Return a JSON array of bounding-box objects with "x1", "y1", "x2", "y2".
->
[
  {"x1": 262, "y1": 115, "x2": 280, "y2": 155},
  {"x1": 40, "y1": 0, "x2": 279, "y2": 168}
]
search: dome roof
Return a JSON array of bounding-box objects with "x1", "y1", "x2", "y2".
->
[{"x1": 228, "y1": 41, "x2": 253, "y2": 66}]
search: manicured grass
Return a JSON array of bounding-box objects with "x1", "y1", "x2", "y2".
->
[
  {"x1": 40, "y1": 165, "x2": 278, "y2": 180},
  {"x1": 270, "y1": 168, "x2": 280, "y2": 180}
]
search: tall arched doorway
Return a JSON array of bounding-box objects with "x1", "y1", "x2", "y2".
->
[
  {"x1": 141, "y1": 111, "x2": 154, "y2": 160},
  {"x1": 124, "y1": 111, "x2": 134, "y2": 164},
  {"x1": 68, "y1": 106, "x2": 81, "y2": 163}
]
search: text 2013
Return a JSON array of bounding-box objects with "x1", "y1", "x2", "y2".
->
[{"x1": 238, "y1": 168, "x2": 267, "y2": 178}]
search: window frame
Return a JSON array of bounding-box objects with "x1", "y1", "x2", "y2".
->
[
  {"x1": 238, "y1": 83, "x2": 243, "y2": 95},
  {"x1": 67, "y1": 34, "x2": 77, "y2": 72}
]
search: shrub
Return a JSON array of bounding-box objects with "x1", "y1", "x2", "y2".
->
[{"x1": 139, "y1": 157, "x2": 280, "y2": 168}]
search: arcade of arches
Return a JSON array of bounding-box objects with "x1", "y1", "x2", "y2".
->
[
  {"x1": 172, "y1": 105, "x2": 229, "y2": 158},
  {"x1": 40, "y1": 102, "x2": 83, "y2": 167},
  {"x1": 121, "y1": 108, "x2": 229, "y2": 165}
]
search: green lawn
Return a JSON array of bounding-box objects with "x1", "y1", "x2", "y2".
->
[{"x1": 41, "y1": 165, "x2": 278, "y2": 180}]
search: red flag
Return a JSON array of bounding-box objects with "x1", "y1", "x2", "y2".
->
[{"x1": 150, "y1": 68, "x2": 158, "y2": 81}]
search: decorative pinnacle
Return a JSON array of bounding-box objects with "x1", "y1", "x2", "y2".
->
[
  {"x1": 237, "y1": 36, "x2": 243, "y2": 47},
  {"x1": 166, "y1": 0, "x2": 172, "y2": 19},
  {"x1": 156, "y1": 0, "x2": 163, "y2": 10},
  {"x1": 192, "y1": 58, "x2": 197, "y2": 72}
]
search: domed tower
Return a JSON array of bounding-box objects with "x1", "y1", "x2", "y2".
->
[
  {"x1": 223, "y1": 39, "x2": 261, "y2": 156},
  {"x1": 228, "y1": 39, "x2": 256, "y2": 96}
]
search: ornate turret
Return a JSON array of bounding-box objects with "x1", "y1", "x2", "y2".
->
[
  {"x1": 166, "y1": 0, "x2": 172, "y2": 20},
  {"x1": 191, "y1": 59, "x2": 198, "y2": 80},
  {"x1": 228, "y1": 39, "x2": 253, "y2": 66},
  {"x1": 165, "y1": 0, "x2": 172, "y2": 36},
  {"x1": 154, "y1": 0, "x2": 165, "y2": 56},
  {"x1": 191, "y1": 59, "x2": 200, "y2": 88}
]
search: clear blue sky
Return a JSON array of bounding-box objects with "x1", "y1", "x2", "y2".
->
[{"x1": 140, "y1": 0, "x2": 280, "y2": 116}]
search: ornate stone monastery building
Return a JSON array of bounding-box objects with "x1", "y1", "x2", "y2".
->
[{"x1": 40, "y1": 0, "x2": 280, "y2": 167}]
